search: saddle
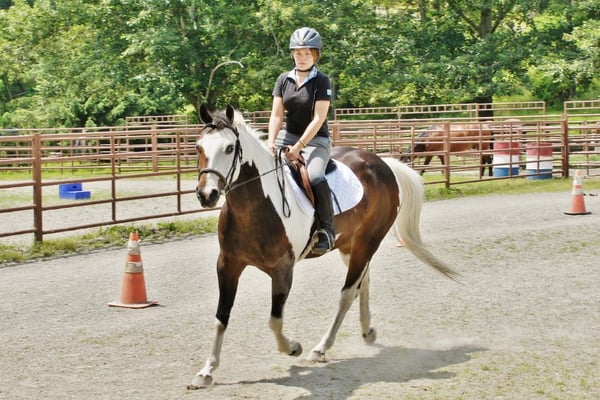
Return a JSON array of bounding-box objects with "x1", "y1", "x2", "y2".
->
[{"x1": 285, "y1": 153, "x2": 337, "y2": 207}]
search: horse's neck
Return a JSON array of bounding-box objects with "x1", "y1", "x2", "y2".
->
[
  {"x1": 236, "y1": 128, "x2": 306, "y2": 219},
  {"x1": 238, "y1": 128, "x2": 275, "y2": 174},
  {"x1": 230, "y1": 125, "x2": 315, "y2": 258}
]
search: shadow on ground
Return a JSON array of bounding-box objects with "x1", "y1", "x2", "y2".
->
[{"x1": 233, "y1": 343, "x2": 486, "y2": 399}]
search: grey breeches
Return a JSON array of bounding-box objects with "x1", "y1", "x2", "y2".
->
[{"x1": 275, "y1": 131, "x2": 332, "y2": 185}]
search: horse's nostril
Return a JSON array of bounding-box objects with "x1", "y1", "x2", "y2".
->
[{"x1": 208, "y1": 189, "x2": 219, "y2": 204}]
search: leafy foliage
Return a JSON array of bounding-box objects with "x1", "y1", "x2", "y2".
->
[{"x1": 0, "y1": 0, "x2": 598, "y2": 128}]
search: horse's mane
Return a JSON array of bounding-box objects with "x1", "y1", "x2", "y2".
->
[
  {"x1": 232, "y1": 111, "x2": 269, "y2": 147},
  {"x1": 206, "y1": 108, "x2": 267, "y2": 143}
]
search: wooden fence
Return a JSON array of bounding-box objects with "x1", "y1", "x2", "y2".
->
[
  {"x1": 2, "y1": 101, "x2": 599, "y2": 243},
  {"x1": 0, "y1": 125, "x2": 204, "y2": 243}
]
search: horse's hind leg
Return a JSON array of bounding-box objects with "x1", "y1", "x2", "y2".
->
[
  {"x1": 269, "y1": 263, "x2": 302, "y2": 357},
  {"x1": 189, "y1": 255, "x2": 244, "y2": 389},
  {"x1": 420, "y1": 156, "x2": 432, "y2": 175},
  {"x1": 307, "y1": 254, "x2": 371, "y2": 362},
  {"x1": 307, "y1": 286, "x2": 359, "y2": 362},
  {"x1": 359, "y1": 265, "x2": 376, "y2": 344}
]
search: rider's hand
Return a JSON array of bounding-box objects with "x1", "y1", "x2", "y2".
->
[
  {"x1": 285, "y1": 144, "x2": 301, "y2": 161},
  {"x1": 267, "y1": 141, "x2": 276, "y2": 155}
]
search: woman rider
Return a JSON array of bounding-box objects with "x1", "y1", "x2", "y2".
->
[{"x1": 267, "y1": 27, "x2": 335, "y2": 255}]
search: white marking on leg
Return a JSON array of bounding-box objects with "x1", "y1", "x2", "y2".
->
[
  {"x1": 189, "y1": 319, "x2": 225, "y2": 389},
  {"x1": 270, "y1": 317, "x2": 302, "y2": 356},
  {"x1": 359, "y1": 268, "x2": 376, "y2": 343},
  {"x1": 308, "y1": 286, "x2": 357, "y2": 362}
]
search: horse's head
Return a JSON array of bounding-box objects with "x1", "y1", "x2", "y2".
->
[
  {"x1": 400, "y1": 128, "x2": 432, "y2": 164},
  {"x1": 195, "y1": 103, "x2": 241, "y2": 208},
  {"x1": 400, "y1": 146, "x2": 413, "y2": 164}
]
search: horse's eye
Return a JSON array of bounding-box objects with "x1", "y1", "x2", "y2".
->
[{"x1": 225, "y1": 144, "x2": 235, "y2": 154}]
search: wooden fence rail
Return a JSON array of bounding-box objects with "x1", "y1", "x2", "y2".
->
[{"x1": 1, "y1": 107, "x2": 600, "y2": 243}]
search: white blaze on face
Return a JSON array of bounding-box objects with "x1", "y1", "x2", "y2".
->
[{"x1": 197, "y1": 132, "x2": 238, "y2": 193}]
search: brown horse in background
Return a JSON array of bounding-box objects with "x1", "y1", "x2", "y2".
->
[{"x1": 402, "y1": 124, "x2": 493, "y2": 176}]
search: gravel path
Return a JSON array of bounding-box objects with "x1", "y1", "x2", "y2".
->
[{"x1": 1, "y1": 191, "x2": 600, "y2": 399}]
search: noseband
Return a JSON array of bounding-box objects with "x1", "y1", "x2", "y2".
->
[{"x1": 197, "y1": 122, "x2": 243, "y2": 198}]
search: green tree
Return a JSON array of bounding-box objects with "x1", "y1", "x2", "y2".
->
[
  {"x1": 526, "y1": 0, "x2": 600, "y2": 105},
  {"x1": 1, "y1": 0, "x2": 599, "y2": 128}
]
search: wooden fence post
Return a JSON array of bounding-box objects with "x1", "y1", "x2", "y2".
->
[
  {"x1": 443, "y1": 122, "x2": 451, "y2": 188},
  {"x1": 561, "y1": 115, "x2": 570, "y2": 179},
  {"x1": 32, "y1": 133, "x2": 43, "y2": 242},
  {"x1": 331, "y1": 120, "x2": 340, "y2": 143},
  {"x1": 152, "y1": 124, "x2": 158, "y2": 172}
]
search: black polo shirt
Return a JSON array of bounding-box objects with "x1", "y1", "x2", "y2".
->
[{"x1": 272, "y1": 67, "x2": 332, "y2": 138}]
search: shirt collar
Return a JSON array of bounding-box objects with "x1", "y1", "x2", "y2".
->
[{"x1": 286, "y1": 66, "x2": 318, "y2": 86}]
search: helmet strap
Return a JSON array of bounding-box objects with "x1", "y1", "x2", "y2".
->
[{"x1": 295, "y1": 65, "x2": 315, "y2": 73}]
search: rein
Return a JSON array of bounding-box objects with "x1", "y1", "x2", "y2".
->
[{"x1": 275, "y1": 147, "x2": 291, "y2": 217}]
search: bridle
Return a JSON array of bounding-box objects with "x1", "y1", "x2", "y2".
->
[
  {"x1": 196, "y1": 122, "x2": 243, "y2": 198},
  {"x1": 196, "y1": 122, "x2": 291, "y2": 216}
]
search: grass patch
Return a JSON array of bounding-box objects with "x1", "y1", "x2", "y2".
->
[
  {"x1": 1, "y1": 217, "x2": 218, "y2": 266},
  {"x1": 423, "y1": 176, "x2": 600, "y2": 201}
]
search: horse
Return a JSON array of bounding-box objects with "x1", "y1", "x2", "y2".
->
[
  {"x1": 190, "y1": 104, "x2": 459, "y2": 389},
  {"x1": 402, "y1": 123, "x2": 493, "y2": 176}
]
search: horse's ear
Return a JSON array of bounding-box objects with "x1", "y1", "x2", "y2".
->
[
  {"x1": 225, "y1": 104, "x2": 235, "y2": 124},
  {"x1": 199, "y1": 103, "x2": 212, "y2": 124}
]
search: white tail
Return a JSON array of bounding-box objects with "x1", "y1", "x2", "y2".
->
[{"x1": 383, "y1": 158, "x2": 460, "y2": 281}]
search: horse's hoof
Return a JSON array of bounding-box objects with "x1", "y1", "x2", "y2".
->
[
  {"x1": 306, "y1": 350, "x2": 328, "y2": 363},
  {"x1": 288, "y1": 342, "x2": 303, "y2": 357},
  {"x1": 362, "y1": 327, "x2": 377, "y2": 344},
  {"x1": 188, "y1": 373, "x2": 212, "y2": 390}
]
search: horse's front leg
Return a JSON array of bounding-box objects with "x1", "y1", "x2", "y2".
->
[
  {"x1": 269, "y1": 263, "x2": 303, "y2": 357},
  {"x1": 486, "y1": 155, "x2": 494, "y2": 177},
  {"x1": 189, "y1": 256, "x2": 244, "y2": 389}
]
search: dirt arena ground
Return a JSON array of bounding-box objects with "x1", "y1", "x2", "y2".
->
[{"x1": 1, "y1": 191, "x2": 599, "y2": 399}]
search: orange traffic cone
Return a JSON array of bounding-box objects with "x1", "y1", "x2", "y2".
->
[
  {"x1": 564, "y1": 170, "x2": 591, "y2": 216},
  {"x1": 108, "y1": 231, "x2": 159, "y2": 309}
]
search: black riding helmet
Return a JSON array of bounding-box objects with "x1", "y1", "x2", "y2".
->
[{"x1": 289, "y1": 27, "x2": 322, "y2": 51}]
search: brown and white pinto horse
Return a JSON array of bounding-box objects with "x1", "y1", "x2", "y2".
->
[
  {"x1": 402, "y1": 123, "x2": 493, "y2": 176},
  {"x1": 189, "y1": 104, "x2": 458, "y2": 389}
]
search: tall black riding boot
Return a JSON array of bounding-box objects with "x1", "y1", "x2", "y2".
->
[{"x1": 311, "y1": 179, "x2": 335, "y2": 255}]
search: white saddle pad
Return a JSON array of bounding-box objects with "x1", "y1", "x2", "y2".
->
[{"x1": 285, "y1": 159, "x2": 364, "y2": 216}]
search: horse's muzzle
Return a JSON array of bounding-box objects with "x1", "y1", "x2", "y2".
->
[{"x1": 196, "y1": 186, "x2": 220, "y2": 208}]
